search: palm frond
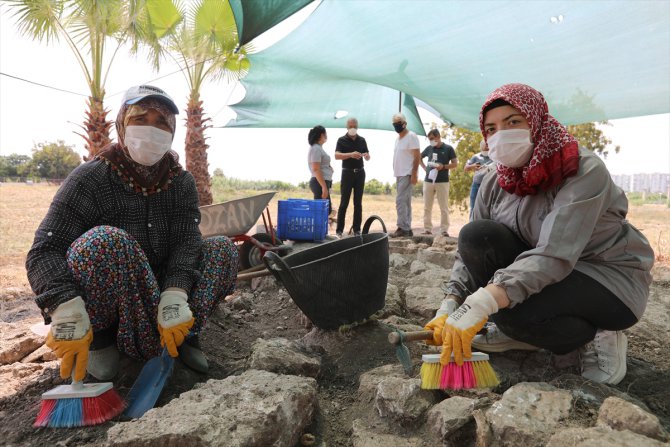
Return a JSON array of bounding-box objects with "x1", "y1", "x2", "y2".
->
[{"x1": 6, "y1": 0, "x2": 64, "y2": 43}]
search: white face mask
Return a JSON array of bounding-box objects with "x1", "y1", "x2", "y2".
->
[
  {"x1": 347, "y1": 128, "x2": 357, "y2": 137},
  {"x1": 481, "y1": 150, "x2": 489, "y2": 157},
  {"x1": 125, "y1": 125, "x2": 173, "y2": 166},
  {"x1": 487, "y1": 129, "x2": 534, "y2": 168},
  {"x1": 429, "y1": 140, "x2": 438, "y2": 147}
]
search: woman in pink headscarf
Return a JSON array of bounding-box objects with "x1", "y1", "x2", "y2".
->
[{"x1": 425, "y1": 83, "x2": 653, "y2": 385}]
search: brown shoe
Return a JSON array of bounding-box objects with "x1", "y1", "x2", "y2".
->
[
  {"x1": 390, "y1": 228, "x2": 412, "y2": 238},
  {"x1": 421, "y1": 230, "x2": 432, "y2": 235}
]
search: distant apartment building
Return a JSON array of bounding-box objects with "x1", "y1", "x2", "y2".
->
[
  {"x1": 610, "y1": 174, "x2": 632, "y2": 192},
  {"x1": 612, "y1": 173, "x2": 669, "y2": 193}
]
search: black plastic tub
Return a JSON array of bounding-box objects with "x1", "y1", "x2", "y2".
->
[{"x1": 263, "y1": 232, "x2": 389, "y2": 330}]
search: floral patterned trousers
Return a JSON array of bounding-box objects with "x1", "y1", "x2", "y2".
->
[{"x1": 66, "y1": 225, "x2": 238, "y2": 360}]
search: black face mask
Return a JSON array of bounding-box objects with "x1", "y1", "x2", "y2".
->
[{"x1": 393, "y1": 122, "x2": 405, "y2": 133}]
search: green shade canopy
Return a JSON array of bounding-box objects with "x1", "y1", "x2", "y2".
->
[
  {"x1": 229, "y1": 0, "x2": 314, "y2": 46},
  {"x1": 228, "y1": 0, "x2": 670, "y2": 131},
  {"x1": 228, "y1": 55, "x2": 426, "y2": 135}
]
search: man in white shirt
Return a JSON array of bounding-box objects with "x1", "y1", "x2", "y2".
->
[{"x1": 391, "y1": 113, "x2": 420, "y2": 237}]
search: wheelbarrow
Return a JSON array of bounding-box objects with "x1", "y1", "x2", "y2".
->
[
  {"x1": 263, "y1": 216, "x2": 389, "y2": 330},
  {"x1": 199, "y1": 192, "x2": 290, "y2": 269}
]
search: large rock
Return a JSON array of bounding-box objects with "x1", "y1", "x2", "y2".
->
[
  {"x1": 404, "y1": 286, "x2": 445, "y2": 319},
  {"x1": 0, "y1": 361, "x2": 59, "y2": 403},
  {"x1": 0, "y1": 321, "x2": 44, "y2": 364},
  {"x1": 485, "y1": 382, "x2": 573, "y2": 447},
  {"x1": 107, "y1": 370, "x2": 317, "y2": 447},
  {"x1": 388, "y1": 240, "x2": 418, "y2": 256},
  {"x1": 374, "y1": 377, "x2": 439, "y2": 426},
  {"x1": 409, "y1": 260, "x2": 427, "y2": 275},
  {"x1": 596, "y1": 396, "x2": 668, "y2": 442},
  {"x1": 20, "y1": 344, "x2": 56, "y2": 363},
  {"x1": 547, "y1": 426, "x2": 667, "y2": 447},
  {"x1": 427, "y1": 396, "x2": 478, "y2": 444},
  {"x1": 248, "y1": 338, "x2": 321, "y2": 378},
  {"x1": 550, "y1": 374, "x2": 650, "y2": 411},
  {"x1": 351, "y1": 418, "x2": 428, "y2": 447},
  {"x1": 379, "y1": 284, "x2": 403, "y2": 318},
  {"x1": 417, "y1": 248, "x2": 456, "y2": 269},
  {"x1": 431, "y1": 235, "x2": 458, "y2": 250},
  {"x1": 473, "y1": 408, "x2": 493, "y2": 447},
  {"x1": 358, "y1": 364, "x2": 406, "y2": 403},
  {"x1": 389, "y1": 253, "x2": 411, "y2": 268}
]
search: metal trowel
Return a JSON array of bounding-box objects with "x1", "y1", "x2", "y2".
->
[{"x1": 124, "y1": 347, "x2": 174, "y2": 418}]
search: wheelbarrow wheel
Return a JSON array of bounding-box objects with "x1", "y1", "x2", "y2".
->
[{"x1": 239, "y1": 233, "x2": 286, "y2": 270}]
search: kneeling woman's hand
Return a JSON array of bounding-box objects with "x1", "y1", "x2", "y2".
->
[
  {"x1": 45, "y1": 296, "x2": 93, "y2": 381},
  {"x1": 157, "y1": 289, "x2": 194, "y2": 357},
  {"x1": 424, "y1": 297, "x2": 460, "y2": 346},
  {"x1": 441, "y1": 288, "x2": 498, "y2": 365}
]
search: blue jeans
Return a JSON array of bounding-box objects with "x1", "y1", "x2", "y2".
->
[{"x1": 469, "y1": 182, "x2": 481, "y2": 221}]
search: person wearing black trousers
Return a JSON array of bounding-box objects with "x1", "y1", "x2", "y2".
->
[{"x1": 334, "y1": 118, "x2": 370, "y2": 237}]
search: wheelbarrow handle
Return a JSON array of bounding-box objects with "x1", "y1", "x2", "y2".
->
[
  {"x1": 362, "y1": 215, "x2": 387, "y2": 234},
  {"x1": 388, "y1": 330, "x2": 433, "y2": 345},
  {"x1": 262, "y1": 250, "x2": 296, "y2": 283}
]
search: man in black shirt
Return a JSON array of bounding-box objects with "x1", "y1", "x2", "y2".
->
[
  {"x1": 334, "y1": 117, "x2": 370, "y2": 236},
  {"x1": 419, "y1": 129, "x2": 458, "y2": 236}
]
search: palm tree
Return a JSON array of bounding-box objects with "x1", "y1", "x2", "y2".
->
[
  {"x1": 7, "y1": 0, "x2": 130, "y2": 158},
  {"x1": 135, "y1": 0, "x2": 249, "y2": 205}
]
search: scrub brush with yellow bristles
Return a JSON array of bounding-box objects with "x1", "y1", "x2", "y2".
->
[
  {"x1": 420, "y1": 353, "x2": 499, "y2": 390},
  {"x1": 387, "y1": 329, "x2": 499, "y2": 389}
]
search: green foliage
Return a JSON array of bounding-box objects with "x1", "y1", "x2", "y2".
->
[
  {"x1": 447, "y1": 127, "x2": 483, "y2": 211},
  {"x1": 412, "y1": 180, "x2": 423, "y2": 197},
  {"x1": 29, "y1": 141, "x2": 82, "y2": 179},
  {"x1": 0, "y1": 153, "x2": 31, "y2": 177},
  {"x1": 567, "y1": 122, "x2": 620, "y2": 158},
  {"x1": 627, "y1": 192, "x2": 667, "y2": 206},
  {"x1": 213, "y1": 168, "x2": 224, "y2": 177},
  {"x1": 210, "y1": 175, "x2": 296, "y2": 193},
  {"x1": 364, "y1": 178, "x2": 385, "y2": 195}
]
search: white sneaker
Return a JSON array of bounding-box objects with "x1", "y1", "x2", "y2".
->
[
  {"x1": 471, "y1": 323, "x2": 540, "y2": 353},
  {"x1": 87, "y1": 345, "x2": 120, "y2": 381},
  {"x1": 580, "y1": 330, "x2": 627, "y2": 385}
]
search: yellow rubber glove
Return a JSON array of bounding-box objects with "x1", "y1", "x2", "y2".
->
[
  {"x1": 424, "y1": 298, "x2": 459, "y2": 346},
  {"x1": 424, "y1": 314, "x2": 448, "y2": 346},
  {"x1": 157, "y1": 289, "x2": 194, "y2": 357},
  {"x1": 45, "y1": 297, "x2": 92, "y2": 381},
  {"x1": 441, "y1": 288, "x2": 498, "y2": 366}
]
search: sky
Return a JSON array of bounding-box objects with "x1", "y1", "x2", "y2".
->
[{"x1": 0, "y1": 2, "x2": 668, "y2": 186}]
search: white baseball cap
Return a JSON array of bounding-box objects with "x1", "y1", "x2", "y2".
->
[{"x1": 122, "y1": 85, "x2": 179, "y2": 114}]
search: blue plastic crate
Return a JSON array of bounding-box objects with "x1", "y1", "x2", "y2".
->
[{"x1": 277, "y1": 199, "x2": 329, "y2": 241}]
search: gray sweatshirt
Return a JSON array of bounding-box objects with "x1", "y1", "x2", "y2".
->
[{"x1": 446, "y1": 149, "x2": 653, "y2": 319}]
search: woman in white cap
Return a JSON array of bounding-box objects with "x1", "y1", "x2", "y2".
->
[{"x1": 26, "y1": 85, "x2": 238, "y2": 381}]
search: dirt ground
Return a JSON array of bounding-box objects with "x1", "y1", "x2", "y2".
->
[{"x1": 1, "y1": 183, "x2": 669, "y2": 446}]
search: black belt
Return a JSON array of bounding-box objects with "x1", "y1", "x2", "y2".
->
[{"x1": 342, "y1": 168, "x2": 364, "y2": 173}]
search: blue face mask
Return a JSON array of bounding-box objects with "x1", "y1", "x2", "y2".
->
[{"x1": 393, "y1": 122, "x2": 405, "y2": 133}]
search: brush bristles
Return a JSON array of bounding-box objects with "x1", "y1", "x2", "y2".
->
[
  {"x1": 420, "y1": 354, "x2": 500, "y2": 390},
  {"x1": 419, "y1": 362, "x2": 442, "y2": 389},
  {"x1": 34, "y1": 389, "x2": 125, "y2": 428}
]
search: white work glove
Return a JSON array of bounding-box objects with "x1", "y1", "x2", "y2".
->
[
  {"x1": 157, "y1": 289, "x2": 194, "y2": 357},
  {"x1": 435, "y1": 297, "x2": 460, "y2": 318},
  {"x1": 45, "y1": 296, "x2": 93, "y2": 381},
  {"x1": 441, "y1": 288, "x2": 499, "y2": 365}
]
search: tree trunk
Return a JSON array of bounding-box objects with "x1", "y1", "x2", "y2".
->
[
  {"x1": 79, "y1": 96, "x2": 112, "y2": 160},
  {"x1": 185, "y1": 93, "x2": 213, "y2": 206}
]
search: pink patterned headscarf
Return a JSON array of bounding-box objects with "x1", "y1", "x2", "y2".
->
[{"x1": 480, "y1": 84, "x2": 580, "y2": 196}]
